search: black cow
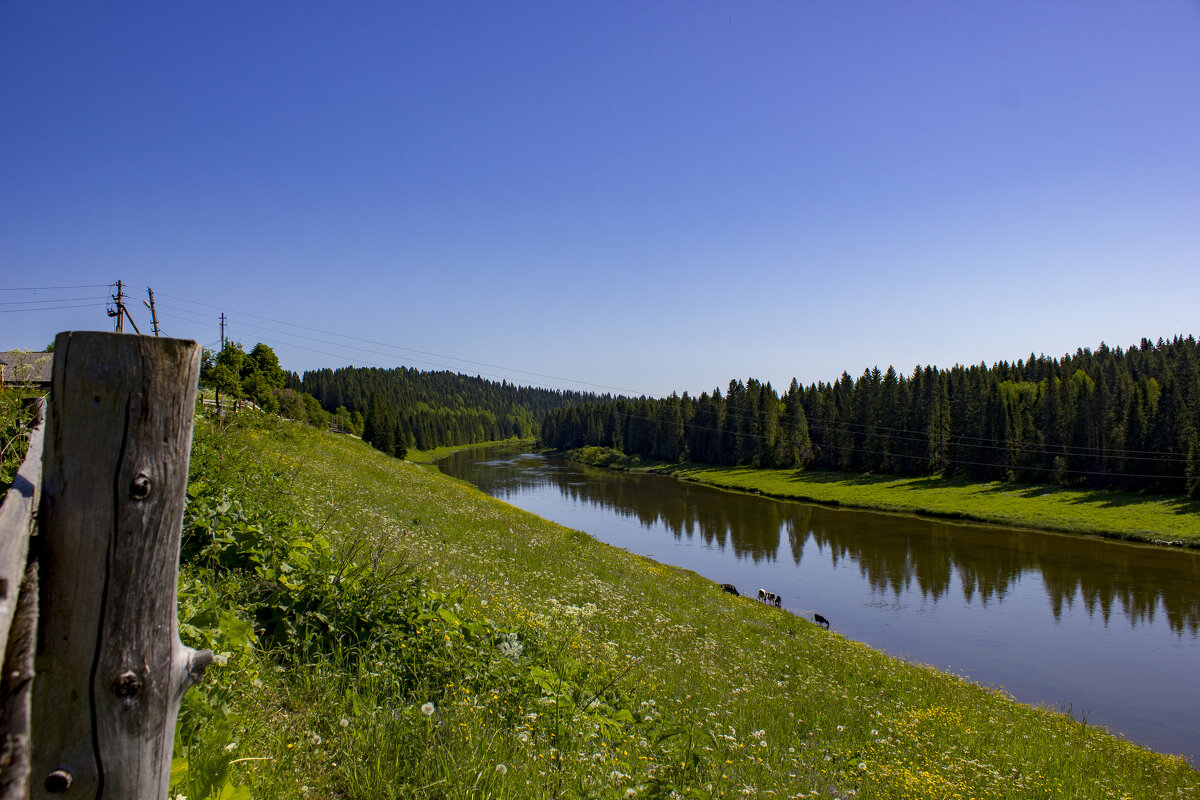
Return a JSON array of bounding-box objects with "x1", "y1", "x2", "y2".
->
[
  {"x1": 719, "y1": 583, "x2": 739, "y2": 596},
  {"x1": 813, "y1": 613, "x2": 830, "y2": 629}
]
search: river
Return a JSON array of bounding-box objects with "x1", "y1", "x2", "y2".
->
[{"x1": 437, "y1": 446, "x2": 1200, "y2": 764}]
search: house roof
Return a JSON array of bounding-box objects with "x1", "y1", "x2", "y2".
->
[{"x1": 0, "y1": 351, "x2": 54, "y2": 385}]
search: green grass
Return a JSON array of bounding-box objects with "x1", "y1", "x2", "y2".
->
[
  {"x1": 658, "y1": 465, "x2": 1200, "y2": 546},
  {"x1": 564, "y1": 447, "x2": 1200, "y2": 546},
  {"x1": 175, "y1": 415, "x2": 1200, "y2": 799}
]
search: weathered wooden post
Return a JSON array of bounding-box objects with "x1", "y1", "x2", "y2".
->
[
  {"x1": 0, "y1": 399, "x2": 46, "y2": 800},
  {"x1": 29, "y1": 332, "x2": 213, "y2": 798}
]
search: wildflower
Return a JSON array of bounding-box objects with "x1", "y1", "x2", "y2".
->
[
  {"x1": 340, "y1": 718, "x2": 349, "y2": 728},
  {"x1": 223, "y1": 742, "x2": 238, "y2": 752},
  {"x1": 626, "y1": 790, "x2": 637, "y2": 798},
  {"x1": 311, "y1": 734, "x2": 321, "y2": 746},
  {"x1": 495, "y1": 763, "x2": 508, "y2": 776},
  {"x1": 213, "y1": 653, "x2": 229, "y2": 666},
  {"x1": 421, "y1": 702, "x2": 436, "y2": 717}
]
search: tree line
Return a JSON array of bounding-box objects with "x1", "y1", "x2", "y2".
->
[
  {"x1": 301, "y1": 366, "x2": 608, "y2": 458},
  {"x1": 540, "y1": 336, "x2": 1200, "y2": 497},
  {"x1": 200, "y1": 341, "x2": 333, "y2": 429}
]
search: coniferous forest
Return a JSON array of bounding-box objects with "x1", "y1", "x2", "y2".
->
[
  {"x1": 539, "y1": 337, "x2": 1200, "y2": 498},
  {"x1": 302, "y1": 366, "x2": 607, "y2": 456}
]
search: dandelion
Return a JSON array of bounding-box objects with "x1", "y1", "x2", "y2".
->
[
  {"x1": 421, "y1": 702, "x2": 436, "y2": 717},
  {"x1": 340, "y1": 718, "x2": 349, "y2": 728},
  {"x1": 213, "y1": 653, "x2": 229, "y2": 666},
  {"x1": 311, "y1": 734, "x2": 322, "y2": 746},
  {"x1": 495, "y1": 763, "x2": 508, "y2": 776}
]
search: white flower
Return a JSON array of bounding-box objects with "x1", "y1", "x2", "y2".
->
[
  {"x1": 858, "y1": 762, "x2": 867, "y2": 770},
  {"x1": 498, "y1": 632, "x2": 524, "y2": 661},
  {"x1": 213, "y1": 653, "x2": 229, "y2": 666},
  {"x1": 495, "y1": 763, "x2": 508, "y2": 775},
  {"x1": 626, "y1": 790, "x2": 637, "y2": 798},
  {"x1": 421, "y1": 702, "x2": 435, "y2": 717},
  {"x1": 223, "y1": 742, "x2": 238, "y2": 752},
  {"x1": 339, "y1": 718, "x2": 350, "y2": 728},
  {"x1": 310, "y1": 734, "x2": 321, "y2": 746}
]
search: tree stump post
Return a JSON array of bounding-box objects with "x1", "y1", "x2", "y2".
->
[{"x1": 29, "y1": 332, "x2": 213, "y2": 799}]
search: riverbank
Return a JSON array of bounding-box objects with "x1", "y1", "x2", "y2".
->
[
  {"x1": 563, "y1": 446, "x2": 1200, "y2": 547},
  {"x1": 173, "y1": 417, "x2": 1198, "y2": 798}
]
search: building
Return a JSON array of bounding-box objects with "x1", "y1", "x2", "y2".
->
[{"x1": 0, "y1": 351, "x2": 54, "y2": 390}]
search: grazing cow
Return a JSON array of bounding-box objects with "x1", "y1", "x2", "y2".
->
[
  {"x1": 813, "y1": 613, "x2": 830, "y2": 629},
  {"x1": 719, "y1": 583, "x2": 739, "y2": 596},
  {"x1": 757, "y1": 589, "x2": 782, "y2": 608}
]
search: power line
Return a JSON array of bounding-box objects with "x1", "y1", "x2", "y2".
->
[
  {"x1": 0, "y1": 284, "x2": 112, "y2": 291},
  {"x1": 147, "y1": 288, "x2": 644, "y2": 396},
  {"x1": 0, "y1": 302, "x2": 109, "y2": 313}
]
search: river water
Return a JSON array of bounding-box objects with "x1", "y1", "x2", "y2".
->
[{"x1": 437, "y1": 447, "x2": 1200, "y2": 764}]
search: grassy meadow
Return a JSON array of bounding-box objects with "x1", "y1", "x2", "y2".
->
[
  {"x1": 172, "y1": 415, "x2": 1200, "y2": 799},
  {"x1": 565, "y1": 446, "x2": 1200, "y2": 545}
]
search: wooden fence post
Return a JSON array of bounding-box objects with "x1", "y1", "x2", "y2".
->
[
  {"x1": 0, "y1": 398, "x2": 46, "y2": 800},
  {"x1": 29, "y1": 332, "x2": 213, "y2": 799}
]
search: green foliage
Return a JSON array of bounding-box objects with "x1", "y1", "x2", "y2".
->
[
  {"x1": 175, "y1": 415, "x2": 1199, "y2": 798},
  {"x1": 542, "y1": 335, "x2": 1200, "y2": 497},
  {"x1": 302, "y1": 364, "x2": 600, "y2": 452},
  {"x1": 0, "y1": 388, "x2": 40, "y2": 494},
  {"x1": 174, "y1": 415, "x2": 651, "y2": 798}
]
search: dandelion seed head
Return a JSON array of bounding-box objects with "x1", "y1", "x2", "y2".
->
[{"x1": 421, "y1": 702, "x2": 436, "y2": 716}]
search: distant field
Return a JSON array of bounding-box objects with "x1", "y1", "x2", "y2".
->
[{"x1": 657, "y1": 463, "x2": 1200, "y2": 545}]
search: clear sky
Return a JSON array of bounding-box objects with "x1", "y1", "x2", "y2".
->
[{"x1": 3, "y1": 2, "x2": 1198, "y2": 398}]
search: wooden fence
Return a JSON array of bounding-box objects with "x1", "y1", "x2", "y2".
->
[{"x1": 0, "y1": 332, "x2": 213, "y2": 799}]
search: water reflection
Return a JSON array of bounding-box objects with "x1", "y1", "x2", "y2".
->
[
  {"x1": 441, "y1": 447, "x2": 1200, "y2": 762},
  {"x1": 444, "y1": 449, "x2": 1200, "y2": 637}
]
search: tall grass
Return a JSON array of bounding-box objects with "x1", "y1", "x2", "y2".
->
[{"x1": 173, "y1": 414, "x2": 1199, "y2": 799}]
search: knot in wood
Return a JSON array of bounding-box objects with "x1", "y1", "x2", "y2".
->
[
  {"x1": 114, "y1": 670, "x2": 142, "y2": 698},
  {"x1": 45, "y1": 769, "x2": 73, "y2": 793},
  {"x1": 129, "y1": 474, "x2": 153, "y2": 500}
]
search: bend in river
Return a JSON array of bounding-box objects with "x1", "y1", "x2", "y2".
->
[{"x1": 438, "y1": 446, "x2": 1200, "y2": 765}]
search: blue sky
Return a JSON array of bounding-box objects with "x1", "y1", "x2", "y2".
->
[{"x1": 3, "y1": 2, "x2": 1198, "y2": 398}]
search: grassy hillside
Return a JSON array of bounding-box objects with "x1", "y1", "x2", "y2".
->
[
  {"x1": 174, "y1": 415, "x2": 1199, "y2": 799},
  {"x1": 565, "y1": 446, "x2": 1200, "y2": 546}
]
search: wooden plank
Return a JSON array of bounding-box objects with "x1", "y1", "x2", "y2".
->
[
  {"x1": 31, "y1": 332, "x2": 213, "y2": 799},
  {"x1": 0, "y1": 563, "x2": 38, "y2": 800},
  {"x1": 0, "y1": 396, "x2": 45, "y2": 668}
]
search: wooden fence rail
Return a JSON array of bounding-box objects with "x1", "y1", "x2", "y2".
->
[{"x1": 0, "y1": 332, "x2": 213, "y2": 799}]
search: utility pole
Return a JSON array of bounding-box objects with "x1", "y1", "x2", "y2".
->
[
  {"x1": 106, "y1": 280, "x2": 141, "y2": 334},
  {"x1": 108, "y1": 281, "x2": 124, "y2": 332},
  {"x1": 144, "y1": 287, "x2": 161, "y2": 336},
  {"x1": 220, "y1": 313, "x2": 226, "y2": 347}
]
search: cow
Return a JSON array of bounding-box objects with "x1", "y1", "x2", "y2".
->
[
  {"x1": 719, "y1": 583, "x2": 740, "y2": 596},
  {"x1": 813, "y1": 613, "x2": 830, "y2": 629},
  {"x1": 757, "y1": 589, "x2": 782, "y2": 608}
]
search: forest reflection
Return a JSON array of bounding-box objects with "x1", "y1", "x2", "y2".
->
[{"x1": 462, "y1": 453, "x2": 1200, "y2": 637}]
